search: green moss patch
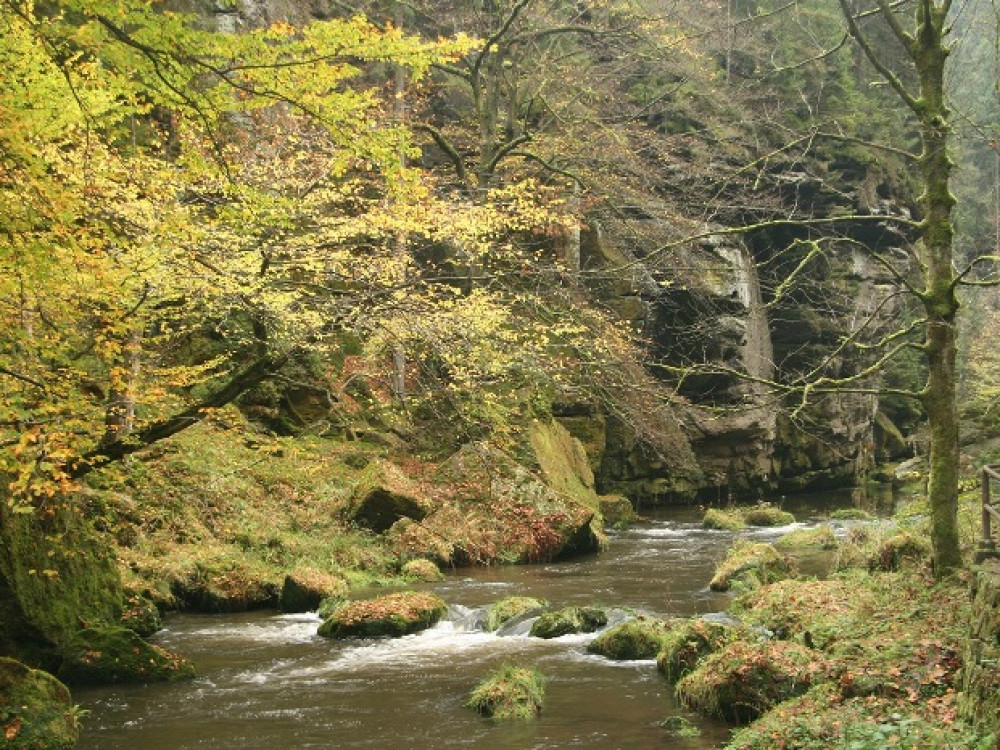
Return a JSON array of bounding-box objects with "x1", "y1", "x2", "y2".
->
[
  {"x1": 775, "y1": 524, "x2": 837, "y2": 551},
  {"x1": 485, "y1": 596, "x2": 547, "y2": 631},
  {"x1": 529, "y1": 606, "x2": 607, "y2": 639},
  {"x1": 0, "y1": 658, "x2": 80, "y2": 750},
  {"x1": 280, "y1": 568, "x2": 349, "y2": 613},
  {"x1": 828, "y1": 508, "x2": 875, "y2": 521},
  {"x1": 467, "y1": 665, "x2": 546, "y2": 720},
  {"x1": 702, "y1": 508, "x2": 746, "y2": 531},
  {"x1": 656, "y1": 618, "x2": 734, "y2": 683},
  {"x1": 676, "y1": 640, "x2": 831, "y2": 723},
  {"x1": 742, "y1": 506, "x2": 796, "y2": 527},
  {"x1": 317, "y1": 591, "x2": 447, "y2": 638},
  {"x1": 709, "y1": 541, "x2": 790, "y2": 592},
  {"x1": 587, "y1": 617, "x2": 673, "y2": 660},
  {"x1": 57, "y1": 626, "x2": 195, "y2": 685},
  {"x1": 401, "y1": 558, "x2": 444, "y2": 582}
]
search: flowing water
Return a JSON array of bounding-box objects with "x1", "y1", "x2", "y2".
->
[{"x1": 75, "y1": 489, "x2": 892, "y2": 750}]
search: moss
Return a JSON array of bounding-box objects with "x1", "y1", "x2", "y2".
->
[
  {"x1": 485, "y1": 596, "x2": 547, "y2": 631},
  {"x1": 57, "y1": 626, "x2": 195, "y2": 685},
  {"x1": 829, "y1": 508, "x2": 876, "y2": 521},
  {"x1": 401, "y1": 558, "x2": 444, "y2": 582},
  {"x1": 280, "y1": 568, "x2": 349, "y2": 613},
  {"x1": 597, "y1": 494, "x2": 636, "y2": 527},
  {"x1": 587, "y1": 616, "x2": 672, "y2": 660},
  {"x1": 529, "y1": 606, "x2": 607, "y2": 639},
  {"x1": 0, "y1": 658, "x2": 81, "y2": 750},
  {"x1": 742, "y1": 506, "x2": 796, "y2": 527},
  {"x1": 709, "y1": 541, "x2": 790, "y2": 592},
  {"x1": 775, "y1": 524, "x2": 837, "y2": 551},
  {"x1": 0, "y1": 501, "x2": 125, "y2": 653},
  {"x1": 676, "y1": 640, "x2": 831, "y2": 723},
  {"x1": 467, "y1": 665, "x2": 546, "y2": 720},
  {"x1": 656, "y1": 618, "x2": 734, "y2": 682},
  {"x1": 702, "y1": 508, "x2": 746, "y2": 531},
  {"x1": 119, "y1": 593, "x2": 162, "y2": 637},
  {"x1": 868, "y1": 532, "x2": 932, "y2": 571},
  {"x1": 317, "y1": 591, "x2": 447, "y2": 639}
]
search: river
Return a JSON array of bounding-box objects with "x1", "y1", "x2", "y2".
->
[{"x1": 75, "y1": 489, "x2": 891, "y2": 749}]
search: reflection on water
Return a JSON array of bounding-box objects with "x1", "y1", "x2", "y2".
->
[{"x1": 75, "y1": 489, "x2": 892, "y2": 750}]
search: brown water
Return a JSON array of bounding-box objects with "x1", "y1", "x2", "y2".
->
[{"x1": 75, "y1": 489, "x2": 891, "y2": 750}]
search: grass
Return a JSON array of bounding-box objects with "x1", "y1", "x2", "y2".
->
[{"x1": 467, "y1": 665, "x2": 546, "y2": 720}]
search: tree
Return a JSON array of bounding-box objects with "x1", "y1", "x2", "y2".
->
[{"x1": 835, "y1": 0, "x2": 962, "y2": 573}]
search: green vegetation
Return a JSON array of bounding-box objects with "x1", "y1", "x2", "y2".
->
[
  {"x1": 587, "y1": 617, "x2": 673, "y2": 660},
  {"x1": 656, "y1": 618, "x2": 735, "y2": 683},
  {"x1": 529, "y1": 606, "x2": 608, "y2": 639},
  {"x1": 317, "y1": 592, "x2": 447, "y2": 639},
  {"x1": 484, "y1": 597, "x2": 547, "y2": 632},
  {"x1": 467, "y1": 665, "x2": 546, "y2": 720},
  {"x1": 702, "y1": 509, "x2": 747, "y2": 531},
  {"x1": 0, "y1": 658, "x2": 81, "y2": 749},
  {"x1": 775, "y1": 524, "x2": 837, "y2": 551},
  {"x1": 702, "y1": 505, "x2": 797, "y2": 531},
  {"x1": 709, "y1": 541, "x2": 791, "y2": 592}
]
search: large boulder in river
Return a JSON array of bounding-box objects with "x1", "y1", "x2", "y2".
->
[
  {"x1": 344, "y1": 460, "x2": 429, "y2": 533},
  {"x1": 317, "y1": 591, "x2": 447, "y2": 639},
  {"x1": 280, "y1": 568, "x2": 349, "y2": 613},
  {"x1": 485, "y1": 596, "x2": 548, "y2": 631},
  {"x1": 0, "y1": 657, "x2": 80, "y2": 749}
]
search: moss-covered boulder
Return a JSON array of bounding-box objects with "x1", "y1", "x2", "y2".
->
[
  {"x1": 701, "y1": 508, "x2": 746, "y2": 531},
  {"x1": 742, "y1": 505, "x2": 796, "y2": 527},
  {"x1": 709, "y1": 541, "x2": 790, "y2": 592},
  {"x1": 467, "y1": 665, "x2": 546, "y2": 720},
  {"x1": 529, "y1": 606, "x2": 607, "y2": 639},
  {"x1": 279, "y1": 568, "x2": 349, "y2": 613},
  {"x1": 401, "y1": 558, "x2": 444, "y2": 582},
  {"x1": 0, "y1": 658, "x2": 80, "y2": 750},
  {"x1": 775, "y1": 524, "x2": 837, "y2": 551},
  {"x1": 676, "y1": 640, "x2": 831, "y2": 723},
  {"x1": 317, "y1": 591, "x2": 447, "y2": 639},
  {"x1": 828, "y1": 508, "x2": 875, "y2": 521},
  {"x1": 485, "y1": 596, "x2": 547, "y2": 631},
  {"x1": 344, "y1": 460, "x2": 429, "y2": 534},
  {"x1": 587, "y1": 617, "x2": 672, "y2": 660},
  {"x1": 0, "y1": 502, "x2": 126, "y2": 661},
  {"x1": 659, "y1": 715, "x2": 702, "y2": 740},
  {"x1": 171, "y1": 559, "x2": 278, "y2": 613},
  {"x1": 597, "y1": 494, "x2": 636, "y2": 527},
  {"x1": 57, "y1": 626, "x2": 195, "y2": 685},
  {"x1": 656, "y1": 618, "x2": 734, "y2": 682}
]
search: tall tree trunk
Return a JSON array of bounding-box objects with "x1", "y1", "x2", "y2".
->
[{"x1": 915, "y1": 4, "x2": 961, "y2": 573}]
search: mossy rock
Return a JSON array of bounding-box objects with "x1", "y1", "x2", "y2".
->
[
  {"x1": 401, "y1": 558, "x2": 444, "y2": 582},
  {"x1": 701, "y1": 508, "x2": 746, "y2": 531},
  {"x1": 57, "y1": 626, "x2": 195, "y2": 685},
  {"x1": 587, "y1": 617, "x2": 672, "y2": 660},
  {"x1": 467, "y1": 665, "x2": 546, "y2": 720},
  {"x1": 676, "y1": 640, "x2": 831, "y2": 723},
  {"x1": 0, "y1": 501, "x2": 125, "y2": 654},
  {"x1": 868, "y1": 532, "x2": 932, "y2": 571},
  {"x1": 172, "y1": 562, "x2": 279, "y2": 613},
  {"x1": 742, "y1": 506, "x2": 796, "y2": 527},
  {"x1": 829, "y1": 508, "x2": 876, "y2": 521},
  {"x1": 485, "y1": 596, "x2": 547, "y2": 632},
  {"x1": 344, "y1": 460, "x2": 429, "y2": 534},
  {"x1": 529, "y1": 606, "x2": 608, "y2": 639},
  {"x1": 0, "y1": 658, "x2": 80, "y2": 749},
  {"x1": 598, "y1": 494, "x2": 636, "y2": 527},
  {"x1": 709, "y1": 541, "x2": 790, "y2": 592},
  {"x1": 280, "y1": 568, "x2": 349, "y2": 613},
  {"x1": 119, "y1": 593, "x2": 162, "y2": 637},
  {"x1": 317, "y1": 591, "x2": 447, "y2": 639},
  {"x1": 656, "y1": 618, "x2": 733, "y2": 682},
  {"x1": 775, "y1": 524, "x2": 837, "y2": 551}
]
